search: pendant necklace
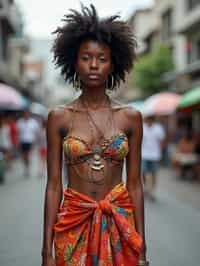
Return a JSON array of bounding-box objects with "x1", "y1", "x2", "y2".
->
[{"x1": 81, "y1": 96, "x2": 113, "y2": 172}]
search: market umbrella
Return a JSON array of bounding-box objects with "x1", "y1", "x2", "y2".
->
[
  {"x1": 143, "y1": 92, "x2": 181, "y2": 116},
  {"x1": 0, "y1": 83, "x2": 26, "y2": 110},
  {"x1": 128, "y1": 100, "x2": 144, "y2": 113},
  {"x1": 177, "y1": 87, "x2": 200, "y2": 110}
]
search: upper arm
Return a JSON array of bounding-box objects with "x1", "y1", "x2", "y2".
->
[
  {"x1": 126, "y1": 109, "x2": 143, "y2": 189},
  {"x1": 46, "y1": 109, "x2": 64, "y2": 189}
]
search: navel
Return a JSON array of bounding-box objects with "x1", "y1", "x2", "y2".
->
[{"x1": 91, "y1": 191, "x2": 97, "y2": 199}]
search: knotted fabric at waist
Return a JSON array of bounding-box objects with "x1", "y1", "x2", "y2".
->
[{"x1": 54, "y1": 183, "x2": 143, "y2": 266}]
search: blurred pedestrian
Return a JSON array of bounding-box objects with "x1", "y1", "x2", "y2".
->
[
  {"x1": 172, "y1": 130, "x2": 197, "y2": 180},
  {"x1": 0, "y1": 115, "x2": 12, "y2": 182},
  {"x1": 142, "y1": 115, "x2": 165, "y2": 200},
  {"x1": 0, "y1": 115, "x2": 12, "y2": 162},
  {"x1": 38, "y1": 119, "x2": 47, "y2": 178},
  {"x1": 7, "y1": 113, "x2": 19, "y2": 159},
  {"x1": 17, "y1": 110, "x2": 39, "y2": 177},
  {"x1": 42, "y1": 4, "x2": 148, "y2": 266}
]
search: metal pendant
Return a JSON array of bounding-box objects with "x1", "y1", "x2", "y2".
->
[
  {"x1": 91, "y1": 153, "x2": 104, "y2": 171},
  {"x1": 92, "y1": 145, "x2": 103, "y2": 154}
]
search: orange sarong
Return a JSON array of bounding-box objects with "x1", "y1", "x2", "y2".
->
[{"x1": 54, "y1": 183, "x2": 143, "y2": 266}]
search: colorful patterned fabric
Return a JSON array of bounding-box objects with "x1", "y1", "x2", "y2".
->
[
  {"x1": 54, "y1": 183, "x2": 143, "y2": 266},
  {"x1": 63, "y1": 133, "x2": 129, "y2": 164},
  {"x1": 104, "y1": 135, "x2": 129, "y2": 160}
]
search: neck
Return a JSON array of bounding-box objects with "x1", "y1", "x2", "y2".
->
[{"x1": 80, "y1": 86, "x2": 110, "y2": 109}]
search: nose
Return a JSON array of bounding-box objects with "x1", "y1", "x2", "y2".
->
[{"x1": 90, "y1": 57, "x2": 98, "y2": 69}]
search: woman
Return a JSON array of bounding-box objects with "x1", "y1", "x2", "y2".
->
[{"x1": 42, "y1": 4, "x2": 148, "y2": 266}]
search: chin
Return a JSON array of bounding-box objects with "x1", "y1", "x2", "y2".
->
[{"x1": 85, "y1": 80, "x2": 104, "y2": 88}]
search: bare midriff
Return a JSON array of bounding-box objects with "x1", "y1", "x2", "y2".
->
[{"x1": 66, "y1": 161, "x2": 124, "y2": 201}]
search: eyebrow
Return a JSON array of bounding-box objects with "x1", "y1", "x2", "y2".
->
[{"x1": 81, "y1": 50, "x2": 108, "y2": 56}]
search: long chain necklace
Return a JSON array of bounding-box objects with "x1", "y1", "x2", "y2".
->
[
  {"x1": 69, "y1": 97, "x2": 115, "y2": 185},
  {"x1": 81, "y1": 96, "x2": 114, "y2": 172}
]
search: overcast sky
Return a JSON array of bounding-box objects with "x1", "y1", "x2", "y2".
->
[{"x1": 16, "y1": 0, "x2": 153, "y2": 39}]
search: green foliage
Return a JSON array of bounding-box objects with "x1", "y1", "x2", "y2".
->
[{"x1": 134, "y1": 45, "x2": 174, "y2": 95}]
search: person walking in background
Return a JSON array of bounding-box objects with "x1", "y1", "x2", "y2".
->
[
  {"x1": 0, "y1": 115, "x2": 12, "y2": 168},
  {"x1": 172, "y1": 130, "x2": 197, "y2": 180},
  {"x1": 142, "y1": 115, "x2": 165, "y2": 201},
  {"x1": 7, "y1": 113, "x2": 19, "y2": 159},
  {"x1": 17, "y1": 110, "x2": 39, "y2": 177},
  {"x1": 0, "y1": 115, "x2": 12, "y2": 160},
  {"x1": 38, "y1": 119, "x2": 47, "y2": 178},
  {"x1": 42, "y1": 4, "x2": 149, "y2": 266}
]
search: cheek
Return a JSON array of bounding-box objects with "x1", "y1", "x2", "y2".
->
[
  {"x1": 101, "y1": 64, "x2": 112, "y2": 77},
  {"x1": 100, "y1": 60, "x2": 112, "y2": 72},
  {"x1": 77, "y1": 61, "x2": 89, "y2": 74}
]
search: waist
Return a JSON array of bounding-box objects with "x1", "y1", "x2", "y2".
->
[
  {"x1": 67, "y1": 163, "x2": 123, "y2": 196},
  {"x1": 54, "y1": 182, "x2": 143, "y2": 255},
  {"x1": 67, "y1": 177, "x2": 123, "y2": 200},
  {"x1": 58, "y1": 182, "x2": 134, "y2": 217}
]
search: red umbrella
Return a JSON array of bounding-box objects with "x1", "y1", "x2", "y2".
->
[
  {"x1": 143, "y1": 92, "x2": 181, "y2": 116},
  {"x1": 0, "y1": 83, "x2": 26, "y2": 109}
]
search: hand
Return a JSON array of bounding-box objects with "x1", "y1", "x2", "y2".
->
[
  {"x1": 139, "y1": 250, "x2": 146, "y2": 261},
  {"x1": 41, "y1": 254, "x2": 56, "y2": 266},
  {"x1": 138, "y1": 251, "x2": 149, "y2": 266}
]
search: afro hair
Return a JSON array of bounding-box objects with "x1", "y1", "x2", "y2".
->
[{"x1": 52, "y1": 4, "x2": 137, "y2": 90}]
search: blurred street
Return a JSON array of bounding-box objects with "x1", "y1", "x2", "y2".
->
[{"x1": 0, "y1": 152, "x2": 200, "y2": 266}]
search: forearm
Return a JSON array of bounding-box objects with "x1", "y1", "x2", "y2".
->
[
  {"x1": 128, "y1": 184, "x2": 146, "y2": 258},
  {"x1": 42, "y1": 182, "x2": 62, "y2": 256}
]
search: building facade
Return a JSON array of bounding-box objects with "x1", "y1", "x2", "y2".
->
[
  {"x1": 0, "y1": 0, "x2": 29, "y2": 91},
  {"x1": 129, "y1": 7, "x2": 160, "y2": 56},
  {"x1": 129, "y1": 0, "x2": 200, "y2": 93},
  {"x1": 115, "y1": 8, "x2": 159, "y2": 102}
]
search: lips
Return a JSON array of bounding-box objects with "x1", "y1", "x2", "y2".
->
[{"x1": 87, "y1": 74, "x2": 100, "y2": 80}]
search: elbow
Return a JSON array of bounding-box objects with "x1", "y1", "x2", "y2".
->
[
  {"x1": 46, "y1": 177, "x2": 62, "y2": 195},
  {"x1": 127, "y1": 177, "x2": 142, "y2": 192},
  {"x1": 127, "y1": 179, "x2": 143, "y2": 198},
  {"x1": 45, "y1": 180, "x2": 63, "y2": 207}
]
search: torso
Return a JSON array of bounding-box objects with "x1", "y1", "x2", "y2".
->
[
  {"x1": 52, "y1": 98, "x2": 136, "y2": 201},
  {"x1": 17, "y1": 118, "x2": 38, "y2": 143},
  {"x1": 142, "y1": 123, "x2": 164, "y2": 161}
]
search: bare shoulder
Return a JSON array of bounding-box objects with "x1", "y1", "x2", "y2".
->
[
  {"x1": 48, "y1": 106, "x2": 66, "y2": 125},
  {"x1": 49, "y1": 97, "x2": 79, "y2": 118},
  {"x1": 47, "y1": 103, "x2": 74, "y2": 130},
  {"x1": 124, "y1": 106, "x2": 142, "y2": 122},
  {"x1": 111, "y1": 99, "x2": 142, "y2": 126}
]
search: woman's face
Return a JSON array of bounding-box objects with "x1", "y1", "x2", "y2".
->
[{"x1": 76, "y1": 40, "x2": 112, "y2": 89}]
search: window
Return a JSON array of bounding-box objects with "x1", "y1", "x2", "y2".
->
[
  {"x1": 162, "y1": 8, "x2": 173, "y2": 41},
  {"x1": 187, "y1": 0, "x2": 200, "y2": 11}
]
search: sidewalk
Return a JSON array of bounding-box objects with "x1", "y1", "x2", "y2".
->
[{"x1": 157, "y1": 167, "x2": 200, "y2": 211}]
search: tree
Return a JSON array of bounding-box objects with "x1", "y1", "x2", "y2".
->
[{"x1": 133, "y1": 45, "x2": 174, "y2": 95}]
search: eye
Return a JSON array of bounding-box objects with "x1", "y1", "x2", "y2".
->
[
  {"x1": 99, "y1": 56, "x2": 107, "y2": 62},
  {"x1": 81, "y1": 55, "x2": 90, "y2": 61}
]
